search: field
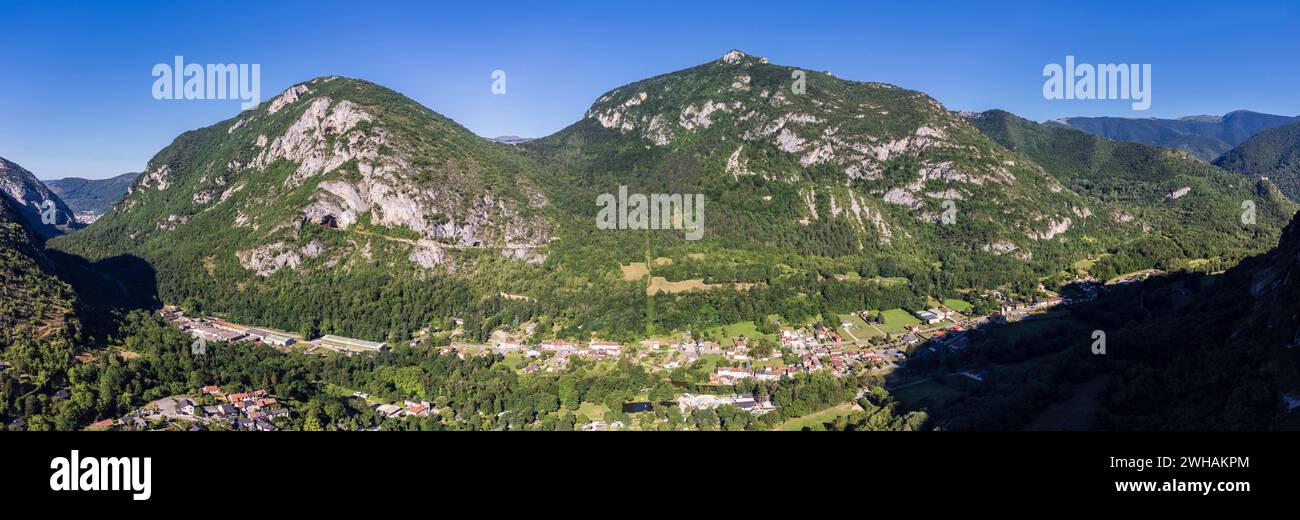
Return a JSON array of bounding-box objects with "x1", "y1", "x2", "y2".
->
[
  {"x1": 877, "y1": 308, "x2": 922, "y2": 335},
  {"x1": 892, "y1": 380, "x2": 962, "y2": 407},
  {"x1": 837, "y1": 313, "x2": 883, "y2": 339},
  {"x1": 777, "y1": 403, "x2": 856, "y2": 431},
  {"x1": 576, "y1": 402, "x2": 610, "y2": 422},
  {"x1": 705, "y1": 320, "x2": 774, "y2": 341},
  {"x1": 942, "y1": 299, "x2": 973, "y2": 313},
  {"x1": 620, "y1": 262, "x2": 649, "y2": 281},
  {"x1": 647, "y1": 277, "x2": 755, "y2": 295}
]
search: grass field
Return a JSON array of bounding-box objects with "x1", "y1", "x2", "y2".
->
[
  {"x1": 942, "y1": 299, "x2": 973, "y2": 313},
  {"x1": 705, "y1": 321, "x2": 776, "y2": 342},
  {"x1": 647, "y1": 277, "x2": 755, "y2": 295},
  {"x1": 777, "y1": 403, "x2": 856, "y2": 431},
  {"x1": 878, "y1": 308, "x2": 922, "y2": 335},
  {"x1": 838, "y1": 313, "x2": 883, "y2": 338},
  {"x1": 892, "y1": 380, "x2": 962, "y2": 407},
  {"x1": 576, "y1": 402, "x2": 610, "y2": 422}
]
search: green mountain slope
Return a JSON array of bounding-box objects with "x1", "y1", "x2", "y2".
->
[
  {"x1": 969, "y1": 109, "x2": 1295, "y2": 277},
  {"x1": 52, "y1": 77, "x2": 555, "y2": 342},
  {"x1": 47, "y1": 52, "x2": 1299, "y2": 345},
  {"x1": 1214, "y1": 120, "x2": 1300, "y2": 203},
  {"x1": 43, "y1": 172, "x2": 139, "y2": 223},
  {"x1": 1048, "y1": 110, "x2": 1298, "y2": 162},
  {"x1": 0, "y1": 194, "x2": 80, "y2": 363}
]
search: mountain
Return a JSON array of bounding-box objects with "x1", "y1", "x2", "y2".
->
[
  {"x1": 51, "y1": 77, "x2": 554, "y2": 341},
  {"x1": 529, "y1": 50, "x2": 1101, "y2": 262},
  {"x1": 43, "y1": 172, "x2": 139, "y2": 223},
  {"x1": 0, "y1": 193, "x2": 81, "y2": 351},
  {"x1": 1095, "y1": 209, "x2": 1300, "y2": 429},
  {"x1": 1047, "y1": 111, "x2": 1299, "y2": 162},
  {"x1": 49, "y1": 51, "x2": 1297, "y2": 344},
  {"x1": 1214, "y1": 120, "x2": 1300, "y2": 203},
  {"x1": 489, "y1": 135, "x2": 534, "y2": 145},
  {"x1": 528, "y1": 51, "x2": 1290, "y2": 279},
  {"x1": 968, "y1": 109, "x2": 1295, "y2": 277},
  {"x1": 0, "y1": 157, "x2": 78, "y2": 238}
]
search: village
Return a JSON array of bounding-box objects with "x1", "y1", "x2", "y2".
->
[{"x1": 140, "y1": 281, "x2": 1099, "y2": 431}]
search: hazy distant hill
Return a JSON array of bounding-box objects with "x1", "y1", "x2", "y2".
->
[
  {"x1": 489, "y1": 135, "x2": 534, "y2": 145},
  {"x1": 1047, "y1": 111, "x2": 1299, "y2": 162},
  {"x1": 43, "y1": 172, "x2": 139, "y2": 223}
]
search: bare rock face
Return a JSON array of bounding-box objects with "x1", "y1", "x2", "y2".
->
[
  {"x1": 0, "y1": 157, "x2": 78, "y2": 237},
  {"x1": 236, "y1": 240, "x2": 325, "y2": 277},
  {"x1": 254, "y1": 96, "x2": 378, "y2": 187},
  {"x1": 215, "y1": 81, "x2": 551, "y2": 273}
]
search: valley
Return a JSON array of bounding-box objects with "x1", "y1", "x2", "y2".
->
[{"x1": 3, "y1": 50, "x2": 1299, "y2": 432}]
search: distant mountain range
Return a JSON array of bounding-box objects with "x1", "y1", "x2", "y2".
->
[
  {"x1": 1215, "y1": 120, "x2": 1300, "y2": 203},
  {"x1": 43, "y1": 172, "x2": 139, "y2": 223},
  {"x1": 1047, "y1": 110, "x2": 1299, "y2": 162},
  {"x1": 489, "y1": 135, "x2": 534, "y2": 145}
]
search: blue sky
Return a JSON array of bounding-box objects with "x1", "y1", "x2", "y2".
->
[{"x1": 2, "y1": 0, "x2": 1297, "y2": 179}]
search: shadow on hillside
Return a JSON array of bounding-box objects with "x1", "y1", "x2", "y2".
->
[{"x1": 46, "y1": 249, "x2": 158, "y2": 336}]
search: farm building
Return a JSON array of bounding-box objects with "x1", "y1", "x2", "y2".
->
[{"x1": 321, "y1": 335, "x2": 389, "y2": 353}]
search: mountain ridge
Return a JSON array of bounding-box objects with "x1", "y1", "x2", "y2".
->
[{"x1": 1047, "y1": 110, "x2": 1299, "y2": 162}]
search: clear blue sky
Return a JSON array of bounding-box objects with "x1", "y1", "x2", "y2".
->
[{"x1": 2, "y1": 0, "x2": 1297, "y2": 179}]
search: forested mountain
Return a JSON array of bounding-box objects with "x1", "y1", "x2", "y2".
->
[
  {"x1": 0, "y1": 194, "x2": 81, "y2": 383},
  {"x1": 969, "y1": 109, "x2": 1296, "y2": 278},
  {"x1": 43, "y1": 172, "x2": 139, "y2": 223},
  {"x1": 46, "y1": 51, "x2": 1298, "y2": 347},
  {"x1": 1215, "y1": 120, "x2": 1300, "y2": 203},
  {"x1": 928, "y1": 210, "x2": 1300, "y2": 431},
  {"x1": 1047, "y1": 111, "x2": 1298, "y2": 162},
  {"x1": 0, "y1": 157, "x2": 78, "y2": 238}
]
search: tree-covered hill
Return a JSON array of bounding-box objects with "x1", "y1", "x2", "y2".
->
[
  {"x1": 1215, "y1": 120, "x2": 1300, "y2": 203},
  {"x1": 44, "y1": 52, "x2": 1300, "y2": 345},
  {"x1": 970, "y1": 109, "x2": 1296, "y2": 277},
  {"x1": 0, "y1": 194, "x2": 81, "y2": 382}
]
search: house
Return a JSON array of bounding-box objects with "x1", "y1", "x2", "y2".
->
[
  {"x1": 88, "y1": 418, "x2": 115, "y2": 430},
  {"x1": 587, "y1": 341, "x2": 623, "y2": 358},
  {"x1": 376, "y1": 404, "x2": 403, "y2": 417},
  {"x1": 540, "y1": 340, "x2": 578, "y2": 354},
  {"x1": 915, "y1": 310, "x2": 943, "y2": 325},
  {"x1": 264, "y1": 408, "x2": 290, "y2": 418},
  {"x1": 321, "y1": 335, "x2": 389, "y2": 353},
  {"x1": 202, "y1": 385, "x2": 223, "y2": 395},
  {"x1": 407, "y1": 404, "x2": 430, "y2": 416},
  {"x1": 494, "y1": 339, "x2": 523, "y2": 352}
]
